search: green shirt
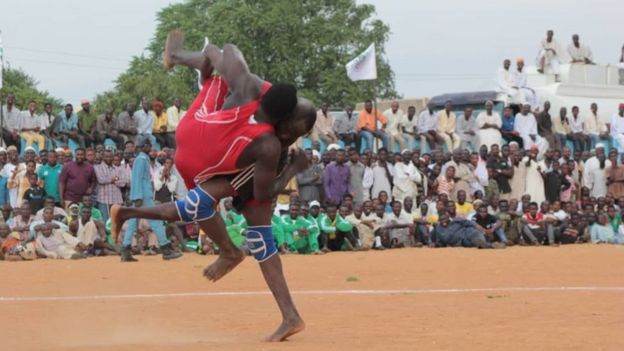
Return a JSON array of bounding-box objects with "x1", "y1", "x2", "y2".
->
[
  {"x1": 223, "y1": 210, "x2": 247, "y2": 247},
  {"x1": 79, "y1": 204, "x2": 103, "y2": 222},
  {"x1": 37, "y1": 163, "x2": 63, "y2": 203},
  {"x1": 77, "y1": 110, "x2": 97, "y2": 133},
  {"x1": 319, "y1": 214, "x2": 353, "y2": 235},
  {"x1": 272, "y1": 214, "x2": 285, "y2": 245}
]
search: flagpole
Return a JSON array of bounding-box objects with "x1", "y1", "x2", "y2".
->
[{"x1": 0, "y1": 29, "x2": 4, "y2": 134}]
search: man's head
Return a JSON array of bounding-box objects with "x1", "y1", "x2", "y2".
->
[
  {"x1": 348, "y1": 149, "x2": 359, "y2": 164},
  {"x1": 64, "y1": 104, "x2": 74, "y2": 117},
  {"x1": 572, "y1": 34, "x2": 579, "y2": 45},
  {"x1": 391, "y1": 101, "x2": 399, "y2": 113},
  {"x1": 289, "y1": 203, "x2": 300, "y2": 219},
  {"x1": 503, "y1": 59, "x2": 511, "y2": 70},
  {"x1": 485, "y1": 100, "x2": 493, "y2": 114},
  {"x1": 364, "y1": 100, "x2": 373, "y2": 113},
  {"x1": 517, "y1": 57, "x2": 525, "y2": 71},
  {"x1": 103, "y1": 150, "x2": 113, "y2": 166},
  {"x1": 0, "y1": 223, "x2": 10, "y2": 239},
  {"x1": 477, "y1": 204, "x2": 489, "y2": 218},
  {"x1": 141, "y1": 97, "x2": 150, "y2": 111},
  {"x1": 40, "y1": 223, "x2": 54, "y2": 238},
  {"x1": 86, "y1": 148, "x2": 96, "y2": 164},
  {"x1": 403, "y1": 197, "x2": 413, "y2": 213},
  {"x1": 407, "y1": 105, "x2": 416, "y2": 117},
  {"x1": 28, "y1": 173, "x2": 38, "y2": 188},
  {"x1": 326, "y1": 204, "x2": 337, "y2": 220},
  {"x1": 153, "y1": 100, "x2": 164, "y2": 115},
  {"x1": 521, "y1": 104, "x2": 531, "y2": 115},
  {"x1": 378, "y1": 191, "x2": 388, "y2": 204},
  {"x1": 28, "y1": 100, "x2": 37, "y2": 114},
  {"x1": 80, "y1": 206, "x2": 92, "y2": 223},
  {"x1": 43, "y1": 196, "x2": 55, "y2": 209},
  {"x1": 20, "y1": 202, "x2": 32, "y2": 218},
  {"x1": 560, "y1": 107, "x2": 567, "y2": 118},
  {"x1": 363, "y1": 200, "x2": 373, "y2": 215},
  {"x1": 274, "y1": 97, "x2": 316, "y2": 146},
  {"x1": 457, "y1": 190, "x2": 467, "y2": 205},
  {"x1": 391, "y1": 201, "x2": 402, "y2": 217},
  {"x1": 528, "y1": 202, "x2": 539, "y2": 216},
  {"x1": 444, "y1": 100, "x2": 452, "y2": 112},
  {"x1": 82, "y1": 194, "x2": 93, "y2": 209},
  {"x1": 75, "y1": 148, "x2": 86, "y2": 165},
  {"x1": 126, "y1": 102, "x2": 136, "y2": 115},
  {"x1": 139, "y1": 139, "x2": 152, "y2": 154},
  {"x1": 572, "y1": 105, "x2": 579, "y2": 117},
  {"x1": 546, "y1": 30, "x2": 554, "y2": 41},
  {"x1": 543, "y1": 100, "x2": 551, "y2": 112},
  {"x1": 6, "y1": 94, "x2": 15, "y2": 106},
  {"x1": 335, "y1": 149, "x2": 346, "y2": 165},
  {"x1": 464, "y1": 107, "x2": 473, "y2": 119}
]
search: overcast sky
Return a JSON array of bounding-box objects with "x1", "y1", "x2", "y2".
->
[{"x1": 0, "y1": 0, "x2": 622, "y2": 105}]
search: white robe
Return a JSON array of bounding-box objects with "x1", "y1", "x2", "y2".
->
[
  {"x1": 513, "y1": 112, "x2": 549, "y2": 158},
  {"x1": 538, "y1": 39, "x2": 566, "y2": 74},
  {"x1": 513, "y1": 69, "x2": 538, "y2": 108},
  {"x1": 583, "y1": 156, "x2": 611, "y2": 197},
  {"x1": 475, "y1": 111, "x2": 502, "y2": 149},
  {"x1": 610, "y1": 113, "x2": 624, "y2": 153},
  {"x1": 371, "y1": 162, "x2": 394, "y2": 199},
  {"x1": 495, "y1": 68, "x2": 520, "y2": 103},
  {"x1": 567, "y1": 43, "x2": 593, "y2": 63},
  {"x1": 521, "y1": 157, "x2": 545, "y2": 205},
  {"x1": 392, "y1": 162, "x2": 422, "y2": 202}
]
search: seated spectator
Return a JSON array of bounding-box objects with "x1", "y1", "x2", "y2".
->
[
  {"x1": 77, "y1": 99, "x2": 96, "y2": 148},
  {"x1": 1, "y1": 94, "x2": 22, "y2": 148},
  {"x1": 166, "y1": 97, "x2": 185, "y2": 149},
  {"x1": 521, "y1": 202, "x2": 556, "y2": 245},
  {"x1": 513, "y1": 58, "x2": 538, "y2": 109},
  {"x1": 437, "y1": 100, "x2": 461, "y2": 151},
  {"x1": 280, "y1": 203, "x2": 321, "y2": 254},
  {"x1": 456, "y1": 107, "x2": 476, "y2": 151},
  {"x1": 500, "y1": 107, "x2": 523, "y2": 147},
  {"x1": 567, "y1": 106, "x2": 591, "y2": 152},
  {"x1": 23, "y1": 173, "x2": 46, "y2": 214},
  {"x1": 312, "y1": 103, "x2": 338, "y2": 146},
  {"x1": 346, "y1": 202, "x2": 380, "y2": 250},
  {"x1": 35, "y1": 222, "x2": 86, "y2": 259},
  {"x1": 319, "y1": 204, "x2": 356, "y2": 252},
  {"x1": 357, "y1": 100, "x2": 389, "y2": 150},
  {"x1": 41, "y1": 102, "x2": 57, "y2": 145},
  {"x1": 69, "y1": 207, "x2": 118, "y2": 255},
  {"x1": 384, "y1": 101, "x2": 408, "y2": 152},
  {"x1": 80, "y1": 194, "x2": 103, "y2": 223},
  {"x1": 151, "y1": 100, "x2": 174, "y2": 149},
  {"x1": 496, "y1": 200, "x2": 520, "y2": 244},
  {"x1": 417, "y1": 102, "x2": 442, "y2": 150},
  {"x1": 591, "y1": 213, "x2": 622, "y2": 244},
  {"x1": 586, "y1": 103, "x2": 610, "y2": 149},
  {"x1": 380, "y1": 200, "x2": 413, "y2": 248},
  {"x1": 18, "y1": 100, "x2": 46, "y2": 151},
  {"x1": 334, "y1": 104, "x2": 358, "y2": 148},
  {"x1": 558, "y1": 212, "x2": 582, "y2": 244},
  {"x1": 553, "y1": 107, "x2": 572, "y2": 150},
  {"x1": 134, "y1": 97, "x2": 156, "y2": 147},
  {"x1": 55, "y1": 104, "x2": 85, "y2": 148},
  {"x1": 472, "y1": 204, "x2": 508, "y2": 243},
  {"x1": 0, "y1": 223, "x2": 36, "y2": 261},
  {"x1": 9, "y1": 202, "x2": 35, "y2": 242},
  {"x1": 35, "y1": 197, "x2": 68, "y2": 222},
  {"x1": 454, "y1": 190, "x2": 474, "y2": 219},
  {"x1": 567, "y1": 34, "x2": 594, "y2": 64},
  {"x1": 95, "y1": 108, "x2": 123, "y2": 149},
  {"x1": 117, "y1": 102, "x2": 139, "y2": 144},
  {"x1": 431, "y1": 213, "x2": 504, "y2": 249}
]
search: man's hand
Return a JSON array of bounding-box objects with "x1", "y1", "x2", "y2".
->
[
  {"x1": 134, "y1": 199, "x2": 143, "y2": 208},
  {"x1": 160, "y1": 126, "x2": 167, "y2": 133},
  {"x1": 290, "y1": 149, "x2": 310, "y2": 173},
  {"x1": 530, "y1": 134, "x2": 537, "y2": 142}
]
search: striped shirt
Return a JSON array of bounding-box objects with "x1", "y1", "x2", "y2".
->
[{"x1": 94, "y1": 163, "x2": 126, "y2": 205}]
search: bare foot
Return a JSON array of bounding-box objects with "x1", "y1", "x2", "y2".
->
[
  {"x1": 110, "y1": 205, "x2": 129, "y2": 244},
  {"x1": 265, "y1": 318, "x2": 305, "y2": 342},
  {"x1": 163, "y1": 30, "x2": 185, "y2": 69},
  {"x1": 202, "y1": 249, "x2": 245, "y2": 282}
]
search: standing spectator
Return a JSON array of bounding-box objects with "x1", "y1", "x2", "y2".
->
[
  {"x1": 94, "y1": 150, "x2": 125, "y2": 222},
  {"x1": 151, "y1": 100, "x2": 173, "y2": 148},
  {"x1": 119, "y1": 139, "x2": 181, "y2": 262},
  {"x1": 361, "y1": 153, "x2": 374, "y2": 201},
  {"x1": 58, "y1": 148, "x2": 96, "y2": 209},
  {"x1": 436, "y1": 100, "x2": 460, "y2": 152},
  {"x1": 475, "y1": 101, "x2": 502, "y2": 150},
  {"x1": 0, "y1": 148, "x2": 9, "y2": 207},
  {"x1": 134, "y1": 97, "x2": 156, "y2": 146},
  {"x1": 334, "y1": 104, "x2": 358, "y2": 148},
  {"x1": 500, "y1": 106, "x2": 522, "y2": 147},
  {"x1": 347, "y1": 149, "x2": 365, "y2": 206},
  {"x1": 55, "y1": 104, "x2": 84, "y2": 148},
  {"x1": 2, "y1": 146, "x2": 20, "y2": 208},
  {"x1": 434, "y1": 165, "x2": 456, "y2": 197},
  {"x1": 77, "y1": 99, "x2": 96, "y2": 148},
  {"x1": 118, "y1": 102, "x2": 139, "y2": 144},
  {"x1": 543, "y1": 161, "x2": 569, "y2": 203},
  {"x1": 417, "y1": 102, "x2": 442, "y2": 150},
  {"x1": 392, "y1": 150, "x2": 421, "y2": 203},
  {"x1": 154, "y1": 157, "x2": 178, "y2": 204},
  {"x1": 560, "y1": 163, "x2": 577, "y2": 202},
  {"x1": 296, "y1": 149, "x2": 322, "y2": 203},
  {"x1": 23, "y1": 174, "x2": 46, "y2": 214},
  {"x1": 94, "y1": 108, "x2": 122, "y2": 149},
  {"x1": 583, "y1": 144, "x2": 610, "y2": 197},
  {"x1": 323, "y1": 149, "x2": 350, "y2": 205},
  {"x1": 522, "y1": 146, "x2": 546, "y2": 205},
  {"x1": 567, "y1": 34, "x2": 594, "y2": 64},
  {"x1": 1, "y1": 94, "x2": 21, "y2": 147},
  {"x1": 456, "y1": 107, "x2": 476, "y2": 151},
  {"x1": 384, "y1": 101, "x2": 407, "y2": 152},
  {"x1": 514, "y1": 104, "x2": 548, "y2": 158},
  {"x1": 371, "y1": 148, "x2": 394, "y2": 200},
  {"x1": 567, "y1": 106, "x2": 590, "y2": 152},
  {"x1": 608, "y1": 153, "x2": 624, "y2": 199},
  {"x1": 166, "y1": 97, "x2": 185, "y2": 149},
  {"x1": 357, "y1": 100, "x2": 389, "y2": 150},
  {"x1": 536, "y1": 101, "x2": 561, "y2": 151},
  {"x1": 37, "y1": 151, "x2": 63, "y2": 205},
  {"x1": 586, "y1": 103, "x2": 610, "y2": 149},
  {"x1": 18, "y1": 101, "x2": 45, "y2": 151},
  {"x1": 312, "y1": 103, "x2": 338, "y2": 146}
]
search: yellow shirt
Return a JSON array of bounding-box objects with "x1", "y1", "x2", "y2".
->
[
  {"x1": 455, "y1": 202, "x2": 474, "y2": 219},
  {"x1": 151, "y1": 111, "x2": 168, "y2": 133},
  {"x1": 437, "y1": 110, "x2": 456, "y2": 134}
]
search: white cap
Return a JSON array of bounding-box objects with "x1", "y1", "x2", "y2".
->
[
  {"x1": 24, "y1": 146, "x2": 36, "y2": 152},
  {"x1": 312, "y1": 150, "x2": 321, "y2": 159},
  {"x1": 0, "y1": 147, "x2": 6, "y2": 153},
  {"x1": 596, "y1": 143, "x2": 605, "y2": 149},
  {"x1": 309, "y1": 200, "x2": 321, "y2": 208},
  {"x1": 327, "y1": 143, "x2": 340, "y2": 151}
]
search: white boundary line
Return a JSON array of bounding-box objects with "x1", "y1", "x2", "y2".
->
[{"x1": 1, "y1": 286, "x2": 623, "y2": 303}]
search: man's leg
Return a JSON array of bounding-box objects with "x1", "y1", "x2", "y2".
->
[
  {"x1": 521, "y1": 225, "x2": 539, "y2": 244},
  {"x1": 438, "y1": 133, "x2": 453, "y2": 152},
  {"x1": 240, "y1": 203, "x2": 304, "y2": 342},
  {"x1": 164, "y1": 30, "x2": 214, "y2": 78},
  {"x1": 359, "y1": 131, "x2": 373, "y2": 152}
]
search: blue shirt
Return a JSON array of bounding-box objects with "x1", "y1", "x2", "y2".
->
[
  {"x1": 0, "y1": 176, "x2": 9, "y2": 207},
  {"x1": 129, "y1": 152, "x2": 153, "y2": 201},
  {"x1": 57, "y1": 112, "x2": 79, "y2": 133},
  {"x1": 501, "y1": 115, "x2": 515, "y2": 132}
]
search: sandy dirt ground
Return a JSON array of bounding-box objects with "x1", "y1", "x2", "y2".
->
[{"x1": 1, "y1": 245, "x2": 623, "y2": 351}]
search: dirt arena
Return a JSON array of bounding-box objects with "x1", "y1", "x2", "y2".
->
[{"x1": 1, "y1": 245, "x2": 623, "y2": 351}]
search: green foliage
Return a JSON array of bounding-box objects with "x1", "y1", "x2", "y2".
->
[
  {"x1": 95, "y1": 0, "x2": 398, "y2": 111},
  {"x1": 0, "y1": 67, "x2": 62, "y2": 110}
]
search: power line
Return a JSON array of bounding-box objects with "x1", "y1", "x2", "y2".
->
[
  {"x1": 5, "y1": 56, "x2": 126, "y2": 71},
  {"x1": 5, "y1": 45, "x2": 129, "y2": 62}
]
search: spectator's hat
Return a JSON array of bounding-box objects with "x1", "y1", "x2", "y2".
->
[
  {"x1": 309, "y1": 200, "x2": 321, "y2": 208},
  {"x1": 0, "y1": 147, "x2": 6, "y2": 153},
  {"x1": 516, "y1": 57, "x2": 524, "y2": 64},
  {"x1": 327, "y1": 143, "x2": 340, "y2": 151},
  {"x1": 312, "y1": 150, "x2": 321, "y2": 159},
  {"x1": 6, "y1": 145, "x2": 17, "y2": 152},
  {"x1": 619, "y1": 103, "x2": 624, "y2": 109},
  {"x1": 24, "y1": 146, "x2": 36, "y2": 153},
  {"x1": 596, "y1": 143, "x2": 605, "y2": 149},
  {"x1": 55, "y1": 147, "x2": 65, "y2": 153},
  {"x1": 401, "y1": 149, "x2": 411, "y2": 155},
  {"x1": 81, "y1": 98, "x2": 90, "y2": 105}
]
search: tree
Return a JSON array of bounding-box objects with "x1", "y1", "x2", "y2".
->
[
  {"x1": 95, "y1": 0, "x2": 398, "y2": 111},
  {"x1": 0, "y1": 67, "x2": 62, "y2": 110}
]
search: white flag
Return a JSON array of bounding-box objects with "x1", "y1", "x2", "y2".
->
[
  {"x1": 0, "y1": 30, "x2": 4, "y2": 89},
  {"x1": 345, "y1": 43, "x2": 377, "y2": 81}
]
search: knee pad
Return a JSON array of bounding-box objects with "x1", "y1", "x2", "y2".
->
[
  {"x1": 245, "y1": 226, "x2": 277, "y2": 262},
  {"x1": 175, "y1": 186, "x2": 216, "y2": 222}
]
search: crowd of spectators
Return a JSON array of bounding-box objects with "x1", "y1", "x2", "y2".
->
[{"x1": 1, "y1": 85, "x2": 624, "y2": 260}]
